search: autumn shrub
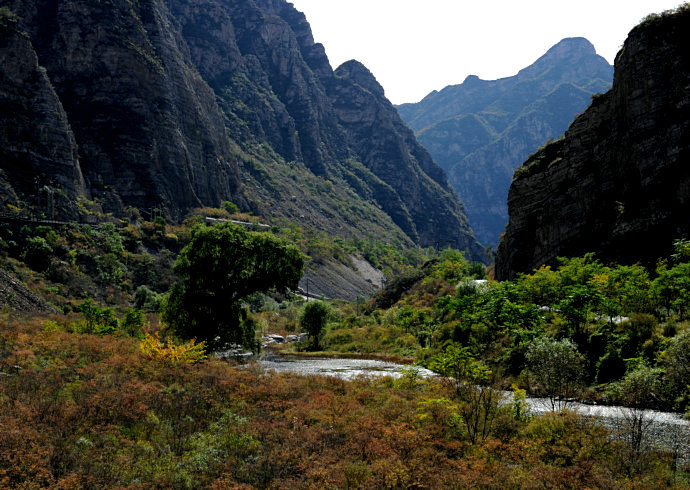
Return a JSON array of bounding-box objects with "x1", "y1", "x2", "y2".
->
[{"x1": 139, "y1": 332, "x2": 207, "y2": 364}]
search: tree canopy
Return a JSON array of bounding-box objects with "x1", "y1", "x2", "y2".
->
[
  {"x1": 299, "y1": 301, "x2": 330, "y2": 350},
  {"x1": 162, "y1": 223, "x2": 305, "y2": 350}
]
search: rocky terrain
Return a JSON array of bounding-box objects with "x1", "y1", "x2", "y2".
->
[
  {"x1": 495, "y1": 7, "x2": 690, "y2": 279},
  {"x1": 0, "y1": 0, "x2": 483, "y2": 260},
  {"x1": 0, "y1": 268, "x2": 57, "y2": 314},
  {"x1": 398, "y1": 38, "x2": 613, "y2": 247},
  {"x1": 299, "y1": 254, "x2": 385, "y2": 301}
]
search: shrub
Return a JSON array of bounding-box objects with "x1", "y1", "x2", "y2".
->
[
  {"x1": 134, "y1": 285, "x2": 162, "y2": 312},
  {"x1": 122, "y1": 309, "x2": 145, "y2": 337},
  {"x1": 24, "y1": 236, "x2": 53, "y2": 271},
  {"x1": 139, "y1": 332, "x2": 207, "y2": 364},
  {"x1": 221, "y1": 201, "x2": 240, "y2": 214},
  {"x1": 526, "y1": 337, "x2": 585, "y2": 411}
]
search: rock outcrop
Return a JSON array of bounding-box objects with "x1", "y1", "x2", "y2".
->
[
  {"x1": 0, "y1": 268, "x2": 58, "y2": 314},
  {"x1": 495, "y1": 7, "x2": 690, "y2": 279},
  {"x1": 328, "y1": 60, "x2": 482, "y2": 257},
  {"x1": 397, "y1": 38, "x2": 613, "y2": 246},
  {"x1": 0, "y1": 16, "x2": 84, "y2": 218},
  {"x1": 1, "y1": 0, "x2": 246, "y2": 220},
  {"x1": 0, "y1": 0, "x2": 483, "y2": 260}
]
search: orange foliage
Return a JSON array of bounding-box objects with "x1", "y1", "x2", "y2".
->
[{"x1": 0, "y1": 314, "x2": 685, "y2": 488}]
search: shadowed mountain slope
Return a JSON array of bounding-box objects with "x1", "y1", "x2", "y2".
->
[{"x1": 398, "y1": 38, "x2": 613, "y2": 246}]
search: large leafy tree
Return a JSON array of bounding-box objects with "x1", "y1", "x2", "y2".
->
[
  {"x1": 526, "y1": 337, "x2": 585, "y2": 412},
  {"x1": 162, "y1": 223, "x2": 305, "y2": 350}
]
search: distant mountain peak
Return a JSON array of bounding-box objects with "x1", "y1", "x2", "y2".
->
[
  {"x1": 397, "y1": 37, "x2": 613, "y2": 247},
  {"x1": 336, "y1": 60, "x2": 385, "y2": 97},
  {"x1": 517, "y1": 37, "x2": 601, "y2": 80},
  {"x1": 550, "y1": 37, "x2": 597, "y2": 55},
  {"x1": 496, "y1": 8, "x2": 690, "y2": 279}
]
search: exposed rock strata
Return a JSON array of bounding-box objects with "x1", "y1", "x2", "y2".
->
[
  {"x1": 0, "y1": 20, "x2": 84, "y2": 218},
  {"x1": 0, "y1": 268, "x2": 58, "y2": 314},
  {"x1": 0, "y1": 0, "x2": 483, "y2": 261},
  {"x1": 495, "y1": 8, "x2": 690, "y2": 279}
]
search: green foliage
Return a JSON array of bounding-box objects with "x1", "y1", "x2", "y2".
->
[
  {"x1": 96, "y1": 252, "x2": 126, "y2": 285},
  {"x1": 661, "y1": 329, "x2": 690, "y2": 413},
  {"x1": 133, "y1": 285, "x2": 162, "y2": 312},
  {"x1": 78, "y1": 299, "x2": 119, "y2": 335},
  {"x1": 653, "y1": 262, "x2": 690, "y2": 320},
  {"x1": 300, "y1": 301, "x2": 330, "y2": 350},
  {"x1": 526, "y1": 337, "x2": 585, "y2": 411},
  {"x1": 511, "y1": 386, "x2": 531, "y2": 421},
  {"x1": 0, "y1": 6, "x2": 17, "y2": 29},
  {"x1": 122, "y1": 308, "x2": 145, "y2": 337},
  {"x1": 221, "y1": 200, "x2": 240, "y2": 214},
  {"x1": 428, "y1": 345, "x2": 499, "y2": 443},
  {"x1": 162, "y1": 223, "x2": 305, "y2": 350},
  {"x1": 23, "y1": 236, "x2": 53, "y2": 272},
  {"x1": 619, "y1": 364, "x2": 661, "y2": 408}
]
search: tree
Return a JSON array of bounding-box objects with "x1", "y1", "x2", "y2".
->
[
  {"x1": 526, "y1": 337, "x2": 585, "y2": 411},
  {"x1": 299, "y1": 301, "x2": 330, "y2": 350},
  {"x1": 616, "y1": 364, "x2": 661, "y2": 470},
  {"x1": 162, "y1": 223, "x2": 305, "y2": 351},
  {"x1": 652, "y1": 262, "x2": 690, "y2": 320},
  {"x1": 662, "y1": 330, "x2": 690, "y2": 413},
  {"x1": 429, "y1": 344, "x2": 499, "y2": 444}
]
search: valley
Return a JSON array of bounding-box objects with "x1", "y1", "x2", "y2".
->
[{"x1": 1, "y1": 1, "x2": 689, "y2": 487}]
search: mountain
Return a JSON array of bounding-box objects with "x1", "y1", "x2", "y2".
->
[
  {"x1": 0, "y1": 0, "x2": 483, "y2": 260},
  {"x1": 495, "y1": 6, "x2": 690, "y2": 280},
  {"x1": 397, "y1": 38, "x2": 613, "y2": 247}
]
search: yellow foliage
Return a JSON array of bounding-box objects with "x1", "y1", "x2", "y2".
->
[{"x1": 139, "y1": 332, "x2": 207, "y2": 364}]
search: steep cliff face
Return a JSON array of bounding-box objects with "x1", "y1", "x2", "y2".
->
[
  {"x1": 1, "y1": 0, "x2": 246, "y2": 219},
  {"x1": 0, "y1": 0, "x2": 482, "y2": 259},
  {"x1": 397, "y1": 38, "x2": 613, "y2": 246},
  {"x1": 0, "y1": 15, "x2": 84, "y2": 218},
  {"x1": 495, "y1": 8, "x2": 690, "y2": 279},
  {"x1": 329, "y1": 61, "x2": 483, "y2": 257}
]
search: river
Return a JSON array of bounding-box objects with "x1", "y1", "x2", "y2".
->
[{"x1": 256, "y1": 356, "x2": 690, "y2": 461}]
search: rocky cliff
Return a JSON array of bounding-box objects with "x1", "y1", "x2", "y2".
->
[
  {"x1": 0, "y1": 13, "x2": 84, "y2": 219},
  {"x1": 495, "y1": 7, "x2": 690, "y2": 279},
  {"x1": 397, "y1": 38, "x2": 613, "y2": 247},
  {"x1": 0, "y1": 0, "x2": 483, "y2": 260}
]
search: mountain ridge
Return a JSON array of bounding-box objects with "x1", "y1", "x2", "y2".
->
[
  {"x1": 397, "y1": 37, "x2": 613, "y2": 246},
  {"x1": 0, "y1": 0, "x2": 484, "y2": 261},
  {"x1": 495, "y1": 6, "x2": 690, "y2": 279}
]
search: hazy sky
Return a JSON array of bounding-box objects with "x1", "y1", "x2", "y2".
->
[{"x1": 289, "y1": 1, "x2": 684, "y2": 104}]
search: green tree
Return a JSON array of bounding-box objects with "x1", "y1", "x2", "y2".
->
[
  {"x1": 122, "y1": 308, "x2": 145, "y2": 337},
  {"x1": 24, "y1": 236, "x2": 53, "y2": 272},
  {"x1": 557, "y1": 284, "x2": 601, "y2": 335},
  {"x1": 78, "y1": 299, "x2": 119, "y2": 335},
  {"x1": 662, "y1": 330, "x2": 690, "y2": 413},
  {"x1": 516, "y1": 265, "x2": 560, "y2": 307},
  {"x1": 221, "y1": 201, "x2": 240, "y2": 214},
  {"x1": 526, "y1": 337, "x2": 585, "y2": 411},
  {"x1": 162, "y1": 223, "x2": 305, "y2": 351},
  {"x1": 616, "y1": 364, "x2": 661, "y2": 467},
  {"x1": 428, "y1": 344, "x2": 499, "y2": 444},
  {"x1": 134, "y1": 285, "x2": 162, "y2": 312},
  {"x1": 299, "y1": 301, "x2": 330, "y2": 350},
  {"x1": 652, "y1": 262, "x2": 690, "y2": 320}
]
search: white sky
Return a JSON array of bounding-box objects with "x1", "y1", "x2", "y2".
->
[{"x1": 289, "y1": 0, "x2": 684, "y2": 104}]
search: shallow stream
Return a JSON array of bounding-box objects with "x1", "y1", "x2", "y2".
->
[{"x1": 256, "y1": 356, "x2": 690, "y2": 461}]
